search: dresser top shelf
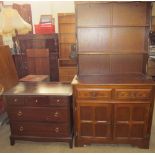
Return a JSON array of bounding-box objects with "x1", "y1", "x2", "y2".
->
[
  {"x1": 72, "y1": 74, "x2": 155, "y2": 85},
  {"x1": 3, "y1": 82, "x2": 72, "y2": 96}
]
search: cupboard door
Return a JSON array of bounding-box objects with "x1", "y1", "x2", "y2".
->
[
  {"x1": 114, "y1": 104, "x2": 149, "y2": 141},
  {"x1": 79, "y1": 104, "x2": 112, "y2": 140}
]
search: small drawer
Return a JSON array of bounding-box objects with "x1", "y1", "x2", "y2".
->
[
  {"x1": 25, "y1": 96, "x2": 49, "y2": 106},
  {"x1": 49, "y1": 97, "x2": 69, "y2": 106},
  {"x1": 76, "y1": 88, "x2": 112, "y2": 100},
  {"x1": 8, "y1": 107, "x2": 68, "y2": 122},
  {"x1": 11, "y1": 122, "x2": 70, "y2": 137},
  {"x1": 6, "y1": 96, "x2": 25, "y2": 106},
  {"x1": 115, "y1": 89, "x2": 152, "y2": 100}
]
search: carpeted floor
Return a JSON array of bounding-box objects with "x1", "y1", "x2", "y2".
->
[{"x1": 0, "y1": 107, "x2": 155, "y2": 153}]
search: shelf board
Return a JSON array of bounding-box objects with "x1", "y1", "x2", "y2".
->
[
  {"x1": 77, "y1": 25, "x2": 149, "y2": 28},
  {"x1": 59, "y1": 22, "x2": 75, "y2": 24},
  {"x1": 78, "y1": 51, "x2": 148, "y2": 55}
]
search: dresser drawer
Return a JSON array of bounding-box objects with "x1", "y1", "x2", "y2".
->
[
  {"x1": 49, "y1": 97, "x2": 69, "y2": 106},
  {"x1": 6, "y1": 96, "x2": 25, "y2": 106},
  {"x1": 9, "y1": 107, "x2": 69, "y2": 122},
  {"x1": 114, "y1": 89, "x2": 152, "y2": 100},
  {"x1": 11, "y1": 122, "x2": 69, "y2": 137},
  {"x1": 76, "y1": 88, "x2": 112, "y2": 100},
  {"x1": 25, "y1": 96, "x2": 49, "y2": 106}
]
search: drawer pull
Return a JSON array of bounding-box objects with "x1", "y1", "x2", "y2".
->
[
  {"x1": 56, "y1": 99, "x2": 60, "y2": 103},
  {"x1": 14, "y1": 98, "x2": 18, "y2": 102},
  {"x1": 54, "y1": 112, "x2": 59, "y2": 117},
  {"x1": 19, "y1": 126, "x2": 24, "y2": 132},
  {"x1": 35, "y1": 99, "x2": 38, "y2": 103},
  {"x1": 17, "y1": 111, "x2": 23, "y2": 117},
  {"x1": 46, "y1": 116, "x2": 51, "y2": 120},
  {"x1": 55, "y1": 127, "x2": 59, "y2": 133}
]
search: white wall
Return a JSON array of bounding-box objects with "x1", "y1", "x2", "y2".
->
[{"x1": 3, "y1": 1, "x2": 75, "y2": 33}]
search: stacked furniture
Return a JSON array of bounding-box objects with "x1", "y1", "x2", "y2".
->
[
  {"x1": 4, "y1": 82, "x2": 73, "y2": 148},
  {"x1": 58, "y1": 13, "x2": 77, "y2": 83},
  {"x1": 72, "y1": 2, "x2": 155, "y2": 148},
  {"x1": 13, "y1": 34, "x2": 59, "y2": 81}
]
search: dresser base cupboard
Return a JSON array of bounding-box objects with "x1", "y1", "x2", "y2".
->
[
  {"x1": 72, "y1": 75, "x2": 155, "y2": 149},
  {"x1": 4, "y1": 82, "x2": 73, "y2": 148}
]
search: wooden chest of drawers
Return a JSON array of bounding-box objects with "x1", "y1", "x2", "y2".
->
[
  {"x1": 4, "y1": 82, "x2": 73, "y2": 148},
  {"x1": 72, "y1": 75, "x2": 155, "y2": 149}
]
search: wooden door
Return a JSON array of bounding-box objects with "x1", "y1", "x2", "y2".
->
[
  {"x1": 78, "y1": 103, "x2": 112, "y2": 140},
  {"x1": 26, "y1": 49, "x2": 50, "y2": 75},
  {"x1": 114, "y1": 104, "x2": 150, "y2": 141}
]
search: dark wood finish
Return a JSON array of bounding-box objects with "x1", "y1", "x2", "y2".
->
[
  {"x1": 13, "y1": 34, "x2": 59, "y2": 81},
  {"x1": 72, "y1": 75, "x2": 155, "y2": 148},
  {"x1": 58, "y1": 13, "x2": 77, "y2": 83},
  {"x1": 73, "y1": 2, "x2": 155, "y2": 149},
  {"x1": 19, "y1": 75, "x2": 49, "y2": 82},
  {"x1": 26, "y1": 49, "x2": 50, "y2": 75},
  {"x1": 3, "y1": 82, "x2": 73, "y2": 148},
  {"x1": 76, "y1": 2, "x2": 150, "y2": 76},
  {"x1": 0, "y1": 46, "x2": 18, "y2": 91}
]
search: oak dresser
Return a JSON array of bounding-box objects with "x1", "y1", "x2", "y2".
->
[{"x1": 72, "y1": 2, "x2": 155, "y2": 149}]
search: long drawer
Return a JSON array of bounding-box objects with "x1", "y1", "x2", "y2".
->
[
  {"x1": 76, "y1": 87, "x2": 152, "y2": 101},
  {"x1": 76, "y1": 88, "x2": 112, "y2": 100},
  {"x1": 6, "y1": 96, "x2": 69, "y2": 107},
  {"x1": 114, "y1": 89, "x2": 152, "y2": 100},
  {"x1": 11, "y1": 122, "x2": 69, "y2": 137},
  {"x1": 8, "y1": 107, "x2": 69, "y2": 122}
]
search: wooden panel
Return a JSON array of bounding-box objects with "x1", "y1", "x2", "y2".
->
[
  {"x1": 59, "y1": 34, "x2": 75, "y2": 43},
  {"x1": 59, "y1": 24, "x2": 75, "y2": 33},
  {"x1": 112, "y1": 28, "x2": 145, "y2": 51},
  {"x1": 58, "y1": 14, "x2": 75, "y2": 24},
  {"x1": 78, "y1": 28, "x2": 111, "y2": 51},
  {"x1": 79, "y1": 104, "x2": 112, "y2": 139},
  {"x1": 114, "y1": 104, "x2": 149, "y2": 140},
  {"x1": 77, "y1": 3, "x2": 112, "y2": 26},
  {"x1": 59, "y1": 67, "x2": 77, "y2": 82},
  {"x1": 59, "y1": 44, "x2": 72, "y2": 59},
  {"x1": 110, "y1": 54, "x2": 143, "y2": 73},
  {"x1": 0, "y1": 46, "x2": 18, "y2": 91},
  {"x1": 80, "y1": 123, "x2": 93, "y2": 136},
  {"x1": 0, "y1": 36, "x2": 3, "y2": 45},
  {"x1": 79, "y1": 55, "x2": 110, "y2": 75},
  {"x1": 113, "y1": 2, "x2": 147, "y2": 26},
  {"x1": 26, "y1": 49, "x2": 50, "y2": 75}
]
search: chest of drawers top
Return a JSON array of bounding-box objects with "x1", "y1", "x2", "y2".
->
[{"x1": 3, "y1": 82, "x2": 72, "y2": 96}]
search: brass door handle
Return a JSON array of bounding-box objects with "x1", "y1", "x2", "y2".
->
[
  {"x1": 55, "y1": 127, "x2": 59, "y2": 133},
  {"x1": 17, "y1": 111, "x2": 23, "y2": 117}
]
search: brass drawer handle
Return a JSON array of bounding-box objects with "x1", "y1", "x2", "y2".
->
[
  {"x1": 46, "y1": 116, "x2": 51, "y2": 120},
  {"x1": 14, "y1": 98, "x2": 18, "y2": 102},
  {"x1": 56, "y1": 99, "x2": 60, "y2": 103},
  {"x1": 35, "y1": 99, "x2": 38, "y2": 104},
  {"x1": 17, "y1": 111, "x2": 23, "y2": 117},
  {"x1": 55, "y1": 127, "x2": 59, "y2": 133},
  {"x1": 91, "y1": 92, "x2": 97, "y2": 98},
  {"x1": 54, "y1": 112, "x2": 59, "y2": 117},
  {"x1": 19, "y1": 126, "x2": 24, "y2": 132}
]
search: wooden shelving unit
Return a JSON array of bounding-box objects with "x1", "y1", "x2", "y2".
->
[{"x1": 58, "y1": 13, "x2": 77, "y2": 83}]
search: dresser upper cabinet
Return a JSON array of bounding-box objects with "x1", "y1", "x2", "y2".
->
[{"x1": 76, "y1": 2, "x2": 151, "y2": 76}]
